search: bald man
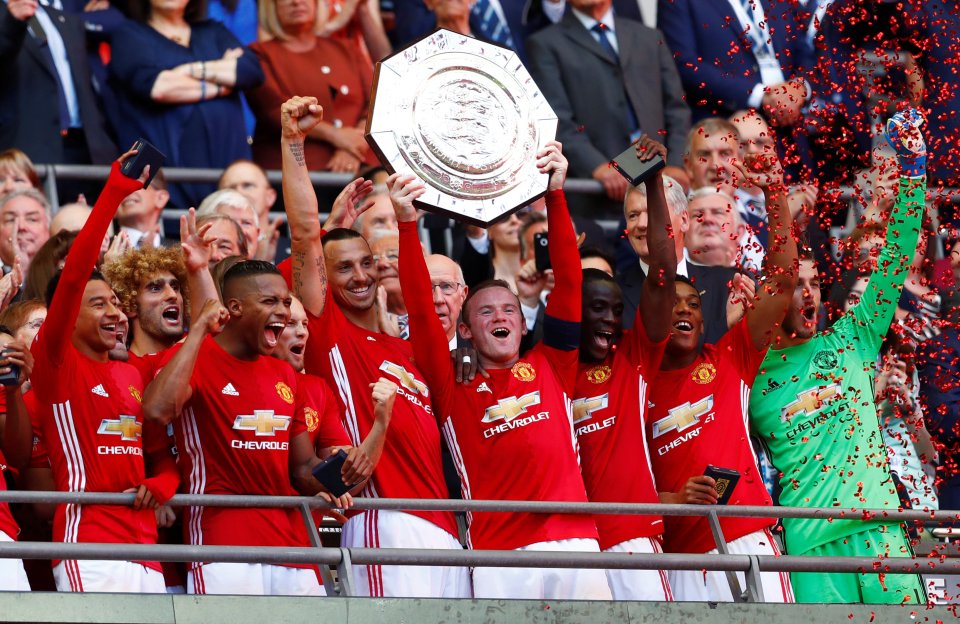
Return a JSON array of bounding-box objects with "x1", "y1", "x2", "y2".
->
[
  {"x1": 425, "y1": 254, "x2": 468, "y2": 349},
  {"x1": 50, "y1": 202, "x2": 113, "y2": 260}
]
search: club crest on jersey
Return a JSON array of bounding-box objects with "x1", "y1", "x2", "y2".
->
[
  {"x1": 97, "y1": 415, "x2": 142, "y2": 441},
  {"x1": 303, "y1": 407, "x2": 319, "y2": 433},
  {"x1": 585, "y1": 365, "x2": 611, "y2": 384},
  {"x1": 481, "y1": 391, "x2": 541, "y2": 424},
  {"x1": 233, "y1": 410, "x2": 291, "y2": 436},
  {"x1": 780, "y1": 384, "x2": 841, "y2": 422},
  {"x1": 572, "y1": 393, "x2": 609, "y2": 424},
  {"x1": 275, "y1": 382, "x2": 294, "y2": 404},
  {"x1": 691, "y1": 363, "x2": 716, "y2": 385},
  {"x1": 652, "y1": 395, "x2": 714, "y2": 438},
  {"x1": 128, "y1": 385, "x2": 142, "y2": 404},
  {"x1": 813, "y1": 350, "x2": 839, "y2": 370},
  {"x1": 511, "y1": 361, "x2": 536, "y2": 382},
  {"x1": 380, "y1": 361, "x2": 429, "y2": 396}
]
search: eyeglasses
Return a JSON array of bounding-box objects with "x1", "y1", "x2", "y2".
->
[
  {"x1": 373, "y1": 252, "x2": 399, "y2": 263},
  {"x1": 431, "y1": 281, "x2": 463, "y2": 296}
]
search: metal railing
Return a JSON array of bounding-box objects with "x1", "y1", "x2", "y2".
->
[
  {"x1": 1, "y1": 491, "x2": 957, "y2": 602},
  {"x1": 36, "y1": 162, "x2": 960, "y2": 211}
]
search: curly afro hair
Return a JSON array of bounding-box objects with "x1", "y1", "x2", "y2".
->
[{"x1": 102, "y1": 245, "x2": 190, "y2": 318}]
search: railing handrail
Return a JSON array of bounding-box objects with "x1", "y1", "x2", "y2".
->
[
  {"x1": 35, "y1": 162, "x2": 960, "y2": 204},
  {"x1": 0, "y1": 541, "x2": 955, "y2": 575},
  {"x1": 1, "y1": 490, "x2": 956, "y2": 522}
]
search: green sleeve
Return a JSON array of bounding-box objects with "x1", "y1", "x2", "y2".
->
[{"x1": 849, "y1": 175, "x2": 926, "y2": 352}]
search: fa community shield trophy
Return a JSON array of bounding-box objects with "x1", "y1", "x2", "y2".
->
[{"x1": 365, "y1": 29, "x2": 558, "y2": 226}]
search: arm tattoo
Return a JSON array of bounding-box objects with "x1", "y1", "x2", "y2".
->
[
  {"x1": 292, "y1": 250, "x2": 305, "y2": 296},
  {"x1": 289, "y1": 141, "x2": 306, "y2": 167}
]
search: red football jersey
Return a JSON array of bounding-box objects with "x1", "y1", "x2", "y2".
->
[
  {"x1": 290, "y1": 372, "x2": 352, "y2": 448},
  {"x1": 127, "y1": 351, "x2": 166, "y2": 387},
  {"x1": 0, "y1": 393, "x2": 19, "y2": 540},
  {"x1": 574, "y1": 318, "x2": 667, "y2": 550},
  {"x1": 164, "y1": 336, "x2": 313, "y2": 562},
  {"x1": 303, "y1": 288, "x2": 458, "y2": 538},
  {"x1": 646, "y1": 320, "x2": 775, "y2": 554},
  {"x1": 399, "y1": 190, "x2": 598, "y2": 551},
  {"x1": 30, "y1": 164, "x2": 159, "y2": 568}
]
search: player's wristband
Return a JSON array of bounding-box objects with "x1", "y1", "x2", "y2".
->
[{"x1": 899, "y1": 154, "x2": 926, "y2": 179}]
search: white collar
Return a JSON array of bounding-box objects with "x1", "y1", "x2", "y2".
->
[
  {"x1": 638, "y1": 249, "x2": 689, "y2": 278},
  {"x1": 571, "y1": 6, "x2": 615, "y2": 34}
]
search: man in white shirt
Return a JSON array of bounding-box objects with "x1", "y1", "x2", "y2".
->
[{"x1": 117, "y1": 171, "x2": 169, "y2": 248}]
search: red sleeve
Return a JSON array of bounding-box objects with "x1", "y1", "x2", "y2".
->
[
  {"x1": 542, "y1": 189, "x2": 581, "y2": 325},
  {"x1": 25, "y1": 392, "x2": 49, "y2": 469},
  {"x1": 621, "y1": 319, "x2": 668, "y2": 379},
  {"x1": 142, "y1": 420, "x2": 179, "y2": 504},
  {"x1": 314, "y1": 382, "x2": 351, "y2": 448},
  {"x1": 397, "y1": 220, "x2": 454, "y2": 412},
  {"x1": 727, "y1": 318, "x2": 768, "y2": 385},
  {"x1": 37, "y1": 162, "x2": 142, "y2": 367}
]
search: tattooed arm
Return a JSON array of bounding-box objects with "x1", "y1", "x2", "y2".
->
[{"x1": 280, "y1": 96, "x2": 330, "y2": 316}]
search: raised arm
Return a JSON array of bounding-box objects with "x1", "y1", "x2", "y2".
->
[
  {"x1": 391, "y1": 174, "x2": 456, "y2": 399},
  {"x1": 280, "y1": 96, "x2": 332, "y2": 317},
  {"x1": 636, "y1": 137, "x2": 677, "y2": 343},
  {"x1": 852, "y1": 109, "x2": 926, "y2": 339},
  {"x1": 738, "y1": 152, "x2": 798, "y2": 350},
  {"x1": 539, "y1": 142, "x2": 580, "y2": 326},
  {"x1": 40, "y1": 152, "x2": 143, "y2": 366},
  {"x1": 142, "y1": 299, "x2": 228, "y2": 425},
  {"x1": 180, "y1": 208, "x2": 220, "y2": 311}
]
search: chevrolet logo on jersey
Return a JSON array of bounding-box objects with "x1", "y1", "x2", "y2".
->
[
  {"x1": 780, "y1": 384, "x2": 841, "y2": 422},
  {"x1": 380, "y1": 361, "x2": 429, "y2": 397},
  {"x1": 572, "y1": 394, "x2": 609, "y2": 424},
  {"x1": 482, "y1": 391, "x2": 541, "y2": 424},
  {"x1": 233, "y1": 410, "x2": 291, "y2": 436},
  {"x1": 652, "y1": 395, "x2": 714, "y2": 438},
  {"x1": 97, "y1": 415, "x2": 142, "y2": 441}
]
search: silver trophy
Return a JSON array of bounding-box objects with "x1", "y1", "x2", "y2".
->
[{"x1": 365, "y1": 29, "x2": 558, "y2": 226}]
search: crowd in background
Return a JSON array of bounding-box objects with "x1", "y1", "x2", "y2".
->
[{"x1": 0, "y1": 0, "x2": 958, "y2": 605}]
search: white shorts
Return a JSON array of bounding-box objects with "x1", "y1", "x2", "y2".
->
[
  {"x1": 341, "y1": 510, "x2": 471, "y2": 598},
  {"x1": 669, "y1": 528, "x2": 794, "y2": 603},
  {"x1": 472, "y1": 538, "x2": 613, "y2": 601},
  {"x1": 604, "y1": 536, "x2": 673, "y2": 601},
  {"x1": 0, "y1": 531, "x2": 29, "y2": 591},
  {"x1": 188, "y1": 563, "x2": 324, "y2": 596},
  {"x1": 53, "y1": 559, "x2": 166, "y2": 593}
]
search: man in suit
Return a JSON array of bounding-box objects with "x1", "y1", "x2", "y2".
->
[
  {"x1": 526, "y1": 0, "x2": 690, "y2": 204},
  {"x1": 618, "y1": 175, "x2": 742, "y2": 344},
  {"x1": 657, "y1": 0, "x2": 809, "y2": 125},
  {"x1": 0, "y1": 0, "x2": 116, "y2": 165}
]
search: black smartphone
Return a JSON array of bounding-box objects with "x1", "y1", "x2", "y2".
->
[
  {"x1": 311, "y1": 449, "x2": 352, "y2": 497},
  {"x1": 0, "y1": 350, "x2": 19, "y2": 387},
  {"x1": 703, "y1": 465, "x2": 741, "y2": 505},
  {"x1": 611, "y1": 144, "x2": 665, "y2": 186},
  {"x1": 534, "y1": 231, "x2": 550, "y2": 272},
  {"x1": 120, "y1": 138, "x2": 166, "y2": 189}
]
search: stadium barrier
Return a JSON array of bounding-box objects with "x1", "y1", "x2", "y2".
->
[{"x1": 1, "y1": 490, "x2": 958, "y2": 603}]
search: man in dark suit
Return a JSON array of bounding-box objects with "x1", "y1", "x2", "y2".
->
[
  {"x1": 657, "y1": 0, "x2": 809, "y2": 124},
  {"x1": 0, "y1": 0, "x2": 116, "y2": 166},
  {"x1": 526, "y1": 0, "x2": 690, "y2": 204},
  {"x1": 618, "y1": 174, "x2": 740, "y2": 344}
]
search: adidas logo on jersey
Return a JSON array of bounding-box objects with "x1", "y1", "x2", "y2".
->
[
  {"x1": 91, "y1": 384, "x2": 109, "y2": 397},
  {"x1": 476, "y1": 382, "x2": 492, "y2": 394},
  {"x1": 222, "y1": 383, "x2": 240, "y2": 396}
]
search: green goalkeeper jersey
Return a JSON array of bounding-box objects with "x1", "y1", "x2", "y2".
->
[{"x1": 749, "y1": 177, "x2": 925, "y2": 554}]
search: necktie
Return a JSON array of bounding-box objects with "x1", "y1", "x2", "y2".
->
[
  {"x1": 471, "y1": 0, "x2": 515, "y2": 49},
  {"x1": 591, "y1": 23, "x2": 618, "y2": 61},
  {"x1": 590, "y1": 23, "x2": 641, "y2": 141}
]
